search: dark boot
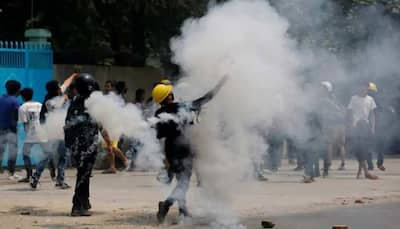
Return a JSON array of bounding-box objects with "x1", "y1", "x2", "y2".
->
[
  {"x1": 82, "y1": 199, "x2": 92, "y2": 210},
  {"x1": 71, "y1": 204, "x2": 91, "y2": 217},
  {"x1": 49, "y1": 168, "x2": 56, "y2": 182},
  {"x1": 71, "y1": 204, "x2": 82, "y2": 217},
  {"x1": 157, "y1": 201, "x2": 172, "y2": 223},
  {"x1": 179, "y1": 206, "x2": 191, "y2": 218},
  {"x1": 30, "y1": 176, "x2": 39, "y2": 189}
]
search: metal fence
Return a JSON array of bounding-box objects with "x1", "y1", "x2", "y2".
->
[{"x1": 0, "y1": 41, "x2": 53, "y2": 166}]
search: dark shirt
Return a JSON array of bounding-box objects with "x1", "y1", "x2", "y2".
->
[
  {"x1": 155, "y1": 103, "x2": 182, "y2": 140},
  {"x1": 154, "y1": 88, "x2": 217, "y2": 141},
  {"x1": 0, "y1": 94, "x2": 20, "y2": 132},
  {"x1": 155, "y1": 93, "x2": 215, "y2": 158},
  {"x1": 154, "y1": 83, "x2": 221, "y2": 161}
]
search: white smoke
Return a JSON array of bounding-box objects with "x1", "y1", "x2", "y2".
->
[
  {"x1": 166, "y1": 0, "x2": 400, "y2": 227},
  {"x1": 42, "y1": 96, "x2": 68, "y2": 141},
  {"x1": 85, "y1": 92, "x2": 164, "y2": 170},
  {"x1": 170, "y1": 0, "x2": 307, "y2": 227},
  {"x1": 42, "y1": 108, "x2": 67, "y2": 141}
]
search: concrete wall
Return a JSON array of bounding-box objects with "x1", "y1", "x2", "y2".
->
[{"x1": 54, "y1": 64, "x2": 163, "y2": 101}]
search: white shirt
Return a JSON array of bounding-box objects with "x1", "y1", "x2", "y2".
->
[
  {"x1": 347, "y1": 95, "x2": 377, "y2": 126},
  {"x1": 18, "y1": 101, "x2": 47, "y2": 143},
  {"x1": 45, "y1": 96, "x2": 66, "y2": 112}
]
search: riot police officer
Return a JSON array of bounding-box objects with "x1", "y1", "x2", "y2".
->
[{"x1": 64, "y1": 73, "x2": 113, "y2": 216}]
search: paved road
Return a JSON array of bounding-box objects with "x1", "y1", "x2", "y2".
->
[
  {"x1": 0, "y1": 158, "x2": 399, "y2": 228},
  {"x1": 245, "y1": 202, "x2": 400, "y2": 229}
]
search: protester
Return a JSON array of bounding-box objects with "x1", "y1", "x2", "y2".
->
[
  {"x1": 266, "y1": 117, "x2": 284, "y2": 172},
  {"x1": 64, "y1": 73, "x2": 114, "y2": 216},
  {"x1": 347, "y1": 82, "x2": 378, "y2": 180},
  {"x1": 17, "y1": 88, "x2": 48, "y2": 182},
  {"x1": 101, "y1": 138, "x2": 128, "y2": 174},
  {"x1": 124, "y1": 88, "x2": 148, "y2": 171},
  {"x1": 134, "y1": 88, "x2": 146, "y2": 107},
  {"x1": 31, "y1": 73, "x2": 77, "y2": 189},
  {"x1": 319, "y1": 81, "x2": 347, "y2": 175},
  {"x1": 288, "y1": 132, "x2": 304, "y2": 171},
  {"x1": 366, "y1": 82, "x2": 386, "y2": 171},
  {"x1": 101, "y1": 81, "x2": 128, "y2": 174},
  {"x1": 0, "y1": 80, "x2": 21, "y2": 180},
  {"x1": 302, "y1": 112, "x2": 323, "y2": 183},
  {"x1": 153, "y1": 76, "x2": 228, "y2": 223},
  {"x1": 103, "y1": 80, "x2": 115, "y2": 95},
  {"x1": 115, "y1": 81, "x2": 128, "y2": 102}
]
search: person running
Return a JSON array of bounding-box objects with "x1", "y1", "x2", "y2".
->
[
  {"x1": 347, "y1": 82, "x2": 378, "y2": 180},
  {"x1": 31, "y1": 73, "x2": 77, "y2": 189},
  {"x1": 0, "y1": 80, "x2": 21, "y2": 180},
  {"x1": 18, "y1": 88, "x2": 48, "y2": 182},
  {"x1": 101, "y1": 139, "x2": 128, "y2": 174},
  {"x1": 65, "y1": 73, "x2": 114, "y2": 217},
  {"x1": 153, "y1": 76, "x2": 228, "y2": 223},
  {"x1": 101, "y1": 81, "x2": 128, "y2": 174}
]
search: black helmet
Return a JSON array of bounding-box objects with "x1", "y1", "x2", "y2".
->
[{"x1": 74, "y1": 73, "x2": 99, "y2": 97}]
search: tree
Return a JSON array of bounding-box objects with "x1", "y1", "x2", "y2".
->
[{"x1": 35, "y1": 0, "x2": 208, "y2": 67}]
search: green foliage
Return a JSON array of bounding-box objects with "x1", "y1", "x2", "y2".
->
[{"x1": 0, "y1": 0, "x2": 399, "y2": 66}]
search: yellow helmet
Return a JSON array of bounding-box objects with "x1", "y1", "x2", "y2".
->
[
  {"x1": 368, "y1": 82, "x2": 378, "y2": 92},
  {"x1": 152, "y1": 84, "x2": 173, "y2": 104},
  {"x1": 160, "y1": 79, "x2": 172, "y2": 85}
]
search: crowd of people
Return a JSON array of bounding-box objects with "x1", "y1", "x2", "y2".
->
[{"x1": 0, "y1": 71, "x2": 398, "y2": 222}]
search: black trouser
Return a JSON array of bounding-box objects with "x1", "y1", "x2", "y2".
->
[
  {"x1": 0, "y1": 129, "x2": 18, "y2": 174},
  {"x1": 71, "y1": 139, "x2": 97, "y2": 208}
]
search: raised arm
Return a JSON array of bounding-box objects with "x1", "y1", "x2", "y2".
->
[
  {"x1": 61, "y1": 73, "x2": 78, "y2": 92},
  {"x1": 191, "y1": 75, "x2": 228, "y2": 111}
]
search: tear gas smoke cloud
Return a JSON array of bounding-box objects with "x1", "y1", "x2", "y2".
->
[
  {"x1": 42, "y1": 107, "x2": 67, "y2": 141},
  {"x1": 171, "y1": 0, "x2": 305, "y2": 227},
  {"x1": 85, "y1": 92, "x2": 164, "y2": 170},
  {"x1": 34, "y1": 0, "x2": 399, "y2": 227},
  {"x1": 272, "y1": 0, "x2": 400, "y2": 97},
  {"x1": 169, "y1": 0, "x2": 400, "y2": 227},
  {"x1": 272, "y1": 0, "x2": 400, "y2": 149}
]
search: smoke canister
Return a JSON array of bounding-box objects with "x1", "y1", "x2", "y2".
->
[{"x1": 332, "y1": 225, "x2": 348, "y2": 229}]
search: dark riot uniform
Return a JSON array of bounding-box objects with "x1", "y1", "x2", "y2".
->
[
  {"x1": 64, "y1": 74, "x2": 99, "y2": 216},
  {"x1": 65, "y1": 96, "x2": 98, "y2": 212}
]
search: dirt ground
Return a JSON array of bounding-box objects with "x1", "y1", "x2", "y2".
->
[{"x1": 0, "y1": 158, "x2": 399, "y2": 229}]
